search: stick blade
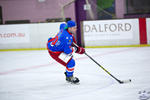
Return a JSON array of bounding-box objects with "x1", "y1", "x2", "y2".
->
[{"x1": 119, "y1": 79, "x2": 131, "y2": 84}]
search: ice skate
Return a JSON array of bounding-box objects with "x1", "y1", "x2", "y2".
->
[{"x1": 64, "y1": 72, "x2": 80, "y2": 84}]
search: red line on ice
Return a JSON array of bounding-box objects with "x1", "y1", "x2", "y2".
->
[{"x1": 0, "y1": 47, "x2": 136, "y2": 75}]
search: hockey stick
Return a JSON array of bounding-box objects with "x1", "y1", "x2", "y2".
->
[
  {"x1": 84, "y1": 52, "x2": 131, "y2": 84},
  {"x1": 73, "y1": 43, "x2": 131, "y2": 84}
]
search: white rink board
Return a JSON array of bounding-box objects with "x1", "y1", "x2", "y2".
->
[
  {"x1": 0, "y1": 22, "x2": 63, "y2": 49},
  {"x1": 83, "y1": 19, "x2": 140, "y2": 46},
  {"x1": 146, "y1": 18, "x2": 150, "y2": 44},
  {"x1": 0, "y1": 25, "x2": 30, "y2": 44}
]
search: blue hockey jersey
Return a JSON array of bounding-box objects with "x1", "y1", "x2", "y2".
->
[{"x1": 47, "y1": 30, "x2": 75, "y2": 54}]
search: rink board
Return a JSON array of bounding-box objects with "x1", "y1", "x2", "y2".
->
[
  {"x1": 0, "y1": 22, "x2": 62, "y2": 49},
  {"x1": 0, "y1": 18, "x2": 150, "y2": 50},
  {"x1": 83, "y1": 19, "x2": 140, "y2": 47},
  {"x1": 146, "y1": 18, "x2": 150, "y2": 44}
]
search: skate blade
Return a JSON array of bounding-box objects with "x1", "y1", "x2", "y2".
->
[{"x1": 66, "y1": 81, "x2": 80, "y2": 85}]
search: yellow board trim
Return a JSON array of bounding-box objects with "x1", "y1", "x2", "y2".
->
[
  {"x1": 0, "y1": 48, "x2": 47, "y2": 52},
  {"x1": 0, "y1": 44, "x2": 150, "y2": 52}
]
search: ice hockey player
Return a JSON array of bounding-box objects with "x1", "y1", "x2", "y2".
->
[{"x1": 47, "y1": 20, "x2": 85, "y2": 84}]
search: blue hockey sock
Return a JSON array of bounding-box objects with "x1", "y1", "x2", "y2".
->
[{"x1": 66, "y1": 59, "x2": 75, "y2": 77}]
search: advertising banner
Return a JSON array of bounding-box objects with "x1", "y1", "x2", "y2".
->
[
  {"x1": 146, "y1": 18, "x2": 150, "y2": 44},
  {"x1": 83, "y1": 19, "x2": 134, "y2": 40},
  {"x1": 83, "y1": 19, "x2": 140, "y2": 46},
  {"x1": 0, "y1": 24, "x2": 30, "y2": 44}
]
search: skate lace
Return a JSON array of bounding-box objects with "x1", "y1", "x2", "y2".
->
[{"x1": 71, "y1": 77, "x2": 78, "y2": 81}]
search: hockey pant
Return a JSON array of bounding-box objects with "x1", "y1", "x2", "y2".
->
[{"x1": 48, "y1": 50, "x2": 75, "y2": 77}]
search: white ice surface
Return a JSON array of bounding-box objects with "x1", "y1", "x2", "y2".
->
[{"x1": 0, "y1": 47, "x2": 150, "y2": 100}]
